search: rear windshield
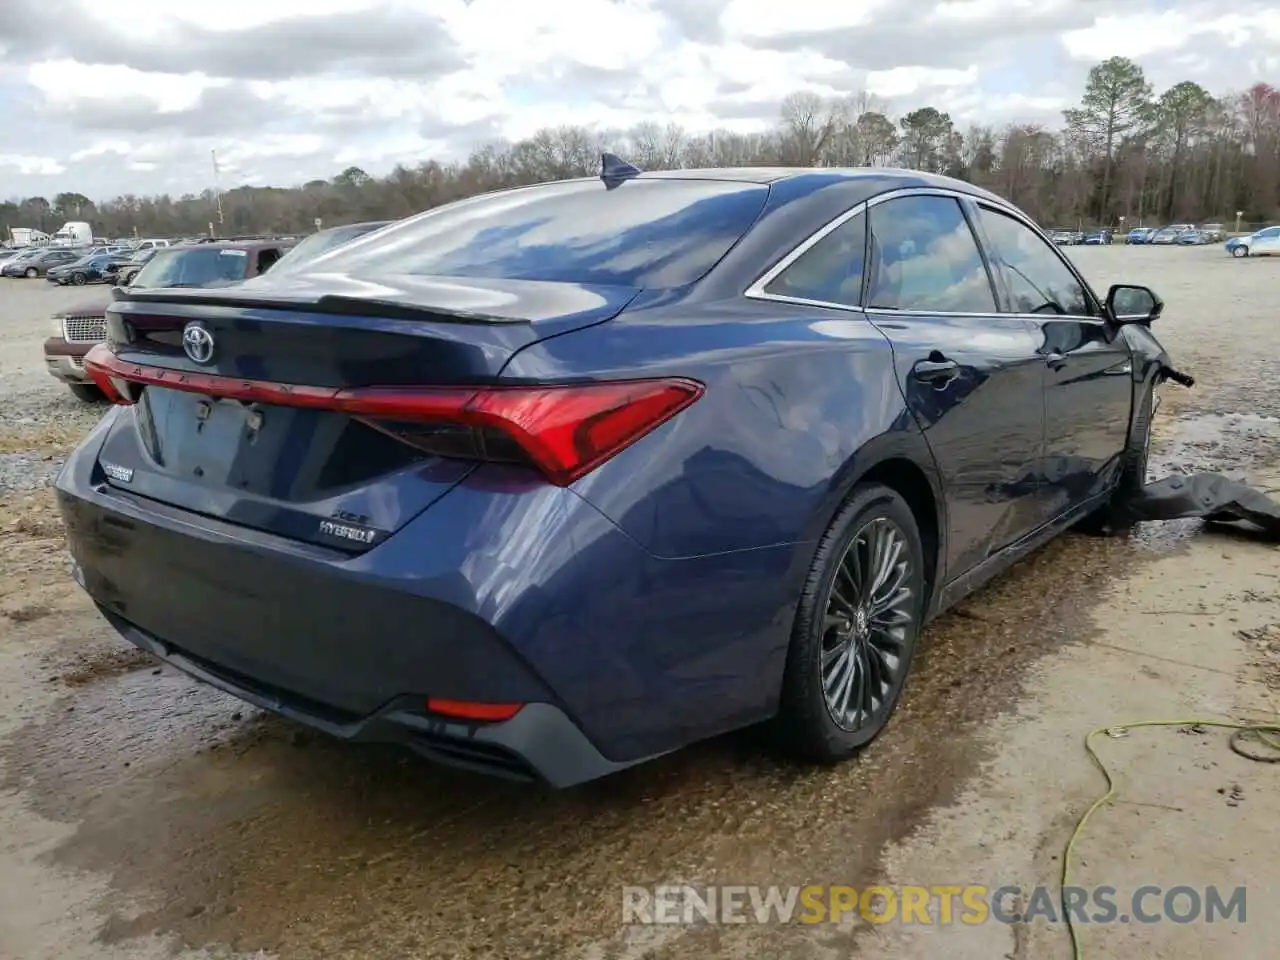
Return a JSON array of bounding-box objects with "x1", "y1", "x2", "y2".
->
[
  {"x1": 133, "y1": 247, "x2": 251, "y2": 287},
  {"x1": 300, "y1": 179, "x2": 769, "y2": 288}
]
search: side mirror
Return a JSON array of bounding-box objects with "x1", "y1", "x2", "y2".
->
[{"x1": 1106, "y1": 284, "x2": 1163, "y2": 325}]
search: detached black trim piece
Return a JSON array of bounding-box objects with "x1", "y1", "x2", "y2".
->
[
  {"x1": 1119, "y1": 473, "x2": 1280, "y2": 539},
  {"x1": 100, "y1": 609, "x2": 653, "y2": 788}
]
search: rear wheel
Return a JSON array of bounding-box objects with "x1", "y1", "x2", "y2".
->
[
  {"x1": 776, "y1": 484, "x2": 926, "y2": 761},
  {"x1": 68, "y1": 383, "x2": 103, "y2": 403}
]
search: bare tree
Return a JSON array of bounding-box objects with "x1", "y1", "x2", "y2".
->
[{"x1": 778, "y1": 91, "x2": 844, "y2": 166}]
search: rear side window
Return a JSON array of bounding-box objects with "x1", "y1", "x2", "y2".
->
[
  {"x1": 305, "y1": 179, "x2": 769, "y2": 288},
  {"x1": 867, "y1": 195, "x2": 997, "y2": 313},
  {"x1": 764, "y1": 212, "x2": 866, "y2": 307}
]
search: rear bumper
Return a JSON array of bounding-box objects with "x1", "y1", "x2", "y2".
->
[
  {"x1": 57, "y1": 489, "x2": 638, "y2": 788},
  {"x1": 94, "y1": 606, "x2": 635, "y2": 786},
  {"x1": 54, "y1": 410, "x2": 798, "y2": 784}
]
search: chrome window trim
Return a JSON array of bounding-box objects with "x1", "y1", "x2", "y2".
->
[
  {"x1": 863, "y1": 307, "x2": 1102, "y2": 322},
  {"x1": 743, "y1": 184, "x2": 1108, "y2": 321},
  {"x1": 752, "y1": 292, "x2": 867, "y2": 315}
]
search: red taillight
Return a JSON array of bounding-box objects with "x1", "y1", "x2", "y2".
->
[
  {"x1": 82, "y1": 345, "x2": 703, "y2": 486},
  {"x1": 426, "y1": 698, "x2": 523, "y2": 722}
]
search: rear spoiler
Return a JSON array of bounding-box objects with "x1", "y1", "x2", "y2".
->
[{"x1": 109, "y1": 285, "x2": 532, "y2": 325}]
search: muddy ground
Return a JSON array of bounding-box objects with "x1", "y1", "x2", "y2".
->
[{"x1": 1, "y1": 248, "x2": 1278, "y2": 960}]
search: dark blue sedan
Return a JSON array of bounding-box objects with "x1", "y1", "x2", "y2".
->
[{"x1": 56, "y1": 163, "x2": 1169, "y2": 786}]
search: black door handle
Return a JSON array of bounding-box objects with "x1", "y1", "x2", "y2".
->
[
  {"x1": 1044, "y1": 352, "x2": 1067, "y2": 371},
  {"x1": 913, "y1": 357, "x2": 959, "y2": 384}
]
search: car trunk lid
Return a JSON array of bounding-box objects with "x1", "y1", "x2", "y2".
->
[{"x1": 88, "y1": 274, "x2": 644, "y2": 550}]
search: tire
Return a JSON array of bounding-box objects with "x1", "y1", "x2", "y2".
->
[
  {"x1": 24, "y1": 267, "x2": 37, "y2": 278},
  {"x1": 71, "y1": 272, "x2": 86, "y2": 285},
  {"x1": 775, "y1": 483, "x2": 927, "y2": 762},
  {"x1": 1232, "y1": 245, "x2": 1248, "y2": 258},
  {"x1": 122, "y1": 271, "x2": 137, "y2": 285},
  {"x1": 1081, "y1": 385, "x2": 1154, "y2": 533},
  {"x1": 68, "y1": 382, "x2": 103, "y2": 403},
  {"x1": 1116, "y1": 386, "x2": 1154, "y2": 498}
]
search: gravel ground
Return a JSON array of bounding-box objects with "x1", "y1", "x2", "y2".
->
[{"x1": 1, "y1": 247, "x2": 1278, "y2": 960}]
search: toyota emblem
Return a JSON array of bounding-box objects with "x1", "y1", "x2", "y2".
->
[{"x1": 182, "y1": 322, "x2": 215, "y2": 364}]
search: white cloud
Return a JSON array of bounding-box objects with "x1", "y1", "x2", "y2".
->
[
  {"x1": 0, "y1": 153, "x2": 65, "y2": 176},
  {"x1": 867, "y1": 66, "x2": 980, "y2": 100},
  {"x1": 719, "y1": 0, "x2": 898, "y2": 39},
  {"x1": 1062, "y1": 8, "x2": 1280, "y2": 61},
  {"x1": 1, "y1": 0, "x2": 1277, "y2": 199},
  {"x1": 28, "y1": 60, "x2": 224, "y2": 111}
]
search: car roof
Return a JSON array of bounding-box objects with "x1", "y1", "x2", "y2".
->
[
  {"x1": 327, "y1": 220, "x2": 392, "y2": 231},
  {"x1": 632, "y1": 165, "x2": 1008, "y2": 203}
]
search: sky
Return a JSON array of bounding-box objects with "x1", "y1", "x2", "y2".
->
[{"x1": 1, "y1": 0, "x2": 1278, "y2": 202}]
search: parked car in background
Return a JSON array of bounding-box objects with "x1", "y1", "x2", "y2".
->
[
  {"x1": 1226, "y1": 225, "x2": 1280, "y2": 257},
  {"x1": 1177, "y1": 228, "x2": 1207, "y2": 245},
  {"x1": 263, "y1": 220, "x2": 394, "y2": 275},
  {"x1": 1150, "y1": 227, "x2": 1181, "y2": 245},
  {"x1": 1084, "y1": 229, "x2": 1112, "y2": 245},
  {"x1": 1201, "y1": 224, "x2": 1226, "y2": 242},
  {"x1": 2, "y1": 247, "x2": 82, "y2": 277},
  {"x1": 72, "y1": 244, "x2": 131, "y2": 257},
  {"x1": 47, "y1": 252, "x2": 121, "y2": 286},
  {"x1": 1125, "y1": 227, "x2": 1155, "y2": 244},
  {"x1": 43, "y1": 238, "x2": 295, "y2": 401},
  {"x1": 56, "y1": 165, "x2": 1171, "y2": 786},
  {"x1": 1049, "y1": 229, "x2": 1075, "y2": 245},
  {"x1": 133, "y1": 238, "x2": 172, "y2": 252},
  {"x1": 103, "y1": 248, "x2": 158, "y2": 285},
  {"x1": 0, "y1": 248, "x2": 41, "y2": 273}
]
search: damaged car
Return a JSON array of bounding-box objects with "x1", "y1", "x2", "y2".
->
[{"x1": 57, "y1": 162, "x2": 1177, "y2": 787}]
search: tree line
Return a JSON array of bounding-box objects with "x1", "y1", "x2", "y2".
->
[{"x1": 4, "y1": 57, "x2": 1279, "y2": 239}]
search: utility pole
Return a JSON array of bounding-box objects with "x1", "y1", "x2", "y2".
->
[{"x1": 211, "y1": 149, "x2": 225, "y2": 236}]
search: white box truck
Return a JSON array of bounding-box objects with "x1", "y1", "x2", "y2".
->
[{"x1": 50, "y1": 222, "x2": 93, "y2": 246}]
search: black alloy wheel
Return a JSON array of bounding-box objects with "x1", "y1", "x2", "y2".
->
[{"x1": 776, "y1": 483, "x2": 926, "y2": 761}]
